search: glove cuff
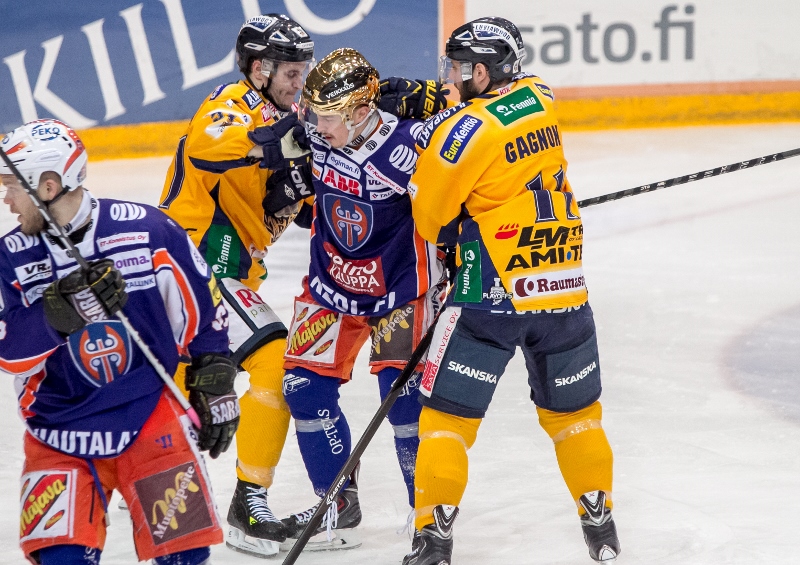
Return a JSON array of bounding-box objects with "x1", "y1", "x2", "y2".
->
[{"x1": 185, "y1": 354, "x2": 237, "y2": 395}]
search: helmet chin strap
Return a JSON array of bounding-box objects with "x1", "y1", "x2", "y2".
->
[{"x1": 345, "y1": 108, "x2": 378, "y2": 146}]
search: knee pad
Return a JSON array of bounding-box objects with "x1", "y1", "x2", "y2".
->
[
  {"x1": 537, "y1": 400, "x2": 603, "y2": 441},
  {"x1": 282, "y1": 367, "x2": 342, "y2": 421},
  {"x1": 37, "y1": 545, "x2": 101, "y2": 565},
  {"x1": 241, "y1": 338, "x2": 287, "y2": 394},
  {"x1": 153, "y1": 547, "x2": 210, "y2": 565},
  {"x1": 378, "y1": 368, "x2": 422, "y2": 437}
]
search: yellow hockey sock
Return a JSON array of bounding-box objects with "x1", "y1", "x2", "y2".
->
[
  {"x1": 537, "y1": 401, "x2": 614, "y2": 513},
  {"x1": 235, "y1": 339, "x2": 291, "y2": 488},
  {"x1": 414, "y1": 406, "x2": 481, "y2": 530}
]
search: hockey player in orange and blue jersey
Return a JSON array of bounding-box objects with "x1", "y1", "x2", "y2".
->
[
  {"x1": 402, "y1": 18, "x2": 620, "y2": 565},
  {"x1": 257, "y1": 48, "x2": 445, "y2": 550},
  {"x1": 0, "y1": 120, "x2": 236, "y2": 565}
]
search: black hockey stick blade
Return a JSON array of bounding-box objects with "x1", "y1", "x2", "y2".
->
[
  {"x1": 577, "y1": 146, "x2": 800, "y2": 209},
  {"x1": 281, "y1": 307, "x2": 441, "y2": 564}
]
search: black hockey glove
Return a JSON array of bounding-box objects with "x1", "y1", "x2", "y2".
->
[
  {"x1": 263, "y1": 159, "x2": 314, "y2": 216},
  {"x1": 378, "y1": 77, "x2": 450, "y2": 120},
  {"x1": 184, "y1": 354, "x2": 239, "y2": 459},
  {"x1": 43, "y1": 259, "x2": 128, "y2": 335},
  {"x1": 248, "y1": 114, "x2": 310, "y2": 170}
]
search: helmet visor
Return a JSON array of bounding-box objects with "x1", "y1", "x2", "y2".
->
[
  {"x1": 298, "y1": 98, "x2": 346, "y2": 128},
  {"x1": 438, "y1": 56, "x2": 472, "y2": 84},
  {"x1": 262, "y1": 59, "x2": 316, "y2": 103}
]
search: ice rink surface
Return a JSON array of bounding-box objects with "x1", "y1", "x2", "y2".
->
[{"x1": 1, "y1": 122, "x2": 799, "y2": 564}]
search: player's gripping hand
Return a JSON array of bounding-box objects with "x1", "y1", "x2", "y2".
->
[
  {"x1": 263, "y1": 159, "x2": 314, "y2": 217},
  {"x1": 43, "y1": 259, "x2": 128, "y2": 335},
  {"x1": 248, "y1": 114, "x2": 310, "y2": 169},
  {"x1": 184, "y1": 354, "x2": 239, "y2": 459},
  {"x1": 379, "y1": 78, "x2": 450, "y2": 120}
]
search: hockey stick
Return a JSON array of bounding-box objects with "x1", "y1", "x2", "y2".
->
[
  {"x1": 0, "y1": 147, "x2": 202, "y2": 428},
  {"x1": 281, "y1": 294, "x2": 447, "y2": 564},
  {"x1": 577, "y1": 146, "x2": 800, "y2": 208}
]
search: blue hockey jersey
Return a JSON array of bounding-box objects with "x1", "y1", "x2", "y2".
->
[
  {"x1": 306, "y1": 110, "x2": 442, "y2": 317},
  {"x1": 0, "y1": 194, "x2": 229, "y2": 458}
]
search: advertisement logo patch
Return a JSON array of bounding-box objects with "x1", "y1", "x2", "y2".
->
[
  {"x1": 324, "y1": 241, "x2": 386, "y2": 296},
  {"x1": 512, "y1": 267, "x2": 586, "y2": 299},
  {"x1": 440, "y1": 115, "x2": 482, "y2": 163},
  {"x1": 287, "y1": 304, "x2": 341, "y2": 359},
  {"x1": 486, "y1": 86, "x2": 544, "y2": 126},
  {"x1": 134, "y1": 463, "x2": 213, "y2": 545},
  {"x1": 20, "y1": 470, "x2": 75, "y2": 541}
]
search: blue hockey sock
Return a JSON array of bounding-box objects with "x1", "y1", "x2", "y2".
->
[
  {"x1": 153, "y1": 546, "x2": 210, "y2": 565},
  {"x1": 38, "y1": 545, "x2": 101, "y2": 565},
  {"x1": 378, "y1": 367, "x2": 422, "y2": 507},
  {"x1": 283, "y1": 367, "x2": 352, "y2": 496}
]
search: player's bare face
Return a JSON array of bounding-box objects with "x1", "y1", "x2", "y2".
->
[
  {"x1": 267, "y1": 62, "x2": 307, "y2": 111},
  {"x1": 1, "y1": 175, "x2": 45, "y2": 234},
  {"x1": 314, "y1": 114, "x2": 350, "y2": 148}
]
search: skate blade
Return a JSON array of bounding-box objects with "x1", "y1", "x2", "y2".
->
[
  {"x1": 279, "y1": 529, "x2": 361, "y2": 552},
  {"x1": 226, "y1": 525, "x2": 281, "y2": 558}
]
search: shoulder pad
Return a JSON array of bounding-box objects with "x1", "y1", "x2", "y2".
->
[{"x1": 415, "y1": 102, "x2": 472, "y2": 150}]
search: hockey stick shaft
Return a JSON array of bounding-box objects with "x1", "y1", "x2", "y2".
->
[
  {"x1": 577, "y1": 147, "x2": 800, "y2": 208},
  {"x1": 0, "y1": 147, "x2": 201, "y2": 428},
  {"x1": 282, "y1": 300, "x2": 444, "y2": 564}
]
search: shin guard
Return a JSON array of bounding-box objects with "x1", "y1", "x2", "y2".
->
[
  {"x1": 537, "y1": 401, "x2": 614, "y2": 512},
  {"x1": 236, "y1": 339, "x2": 291, "y2": 488},
  {"x1": 378, "y1": 368, "x2": 422, "y2": 507},
  {"x1": 414, "y1": 406, "x2": 480, "y2": 531}
]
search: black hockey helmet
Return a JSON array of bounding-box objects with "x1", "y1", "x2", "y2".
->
[
  {"x1": 235, "y1": 14, "x2": 315, "y2": 75},
  {"x1": 442, "y1": 17, "x2": 524, "y2": 83}
]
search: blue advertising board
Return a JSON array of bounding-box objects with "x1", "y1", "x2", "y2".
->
[{"x1": 0, "y1": 0, "x2": 439, "y2": 132}]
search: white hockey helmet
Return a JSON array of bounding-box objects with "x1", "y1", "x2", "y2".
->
[{"x1": 0, "y1": 119, "x2": 88, "y2": 191}]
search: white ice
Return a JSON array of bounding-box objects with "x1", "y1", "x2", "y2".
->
[{"x1": 1, "y1": 123, "x2": 799, "y2": 564}]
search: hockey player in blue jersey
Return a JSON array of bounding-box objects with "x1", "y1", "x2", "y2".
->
[
  {"x1": 247, "y1": 48, "x2": 446, "y2": 550},
  {"x1": 0, "y1": 120, "x2": 238, "y2": 564}
]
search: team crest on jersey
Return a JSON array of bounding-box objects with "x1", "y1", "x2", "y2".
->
[
  {"x1": 322, "y1": 194, "x2": 373, "y2": 252},
  {"x1": 67, "y1": 321, "x2": 132, "y2": 387}
]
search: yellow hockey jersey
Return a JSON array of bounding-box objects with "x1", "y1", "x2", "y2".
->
[
  {"x1": 409, "y1": 74, "x2": 587, "y2": 312},
  {"x1": 159, "y1": 80, "x2": 290, "y2": 291}
]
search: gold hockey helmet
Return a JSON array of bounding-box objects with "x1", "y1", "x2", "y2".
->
[{"x1": 302, "y1": 48, "x2": 380, "y2": 120}]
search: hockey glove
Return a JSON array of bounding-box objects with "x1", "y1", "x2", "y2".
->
[
  {"x1": 378, "y1": 78, "x2": 450, "y2": 120},
  {"x1": 43, "y1": 259, "x2": 128, "y2": 335},
  {"x1": 248, "y1": 113, "x2": 310, "y2": 170},
  {"x1": 184, "y1": 354, "x2": 239, "y2": 459},
  {"x1": 263, "y1": 159, "x2": 314, "y2": 216}
]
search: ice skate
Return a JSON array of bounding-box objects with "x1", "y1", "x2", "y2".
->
[
  {"x1": 579, "y1": 491, "x2": 620, "y2": 563},
  {"x1": 280, "y1": 463, "x2": 362, "y2": 552},
  {"x1": 402, "y1": 505, "x2": 458, "y2": 565},
  {"x1": 226, "y1": 479, "x2": 286, "y2": 558}
]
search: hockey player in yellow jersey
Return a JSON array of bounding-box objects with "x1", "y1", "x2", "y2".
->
[
  {"x1": 403, "y1": 18, "x2": 620, "y2": 565},
  {"x1": 158, "y1": 14, "x2": 316, "y2": 558}
]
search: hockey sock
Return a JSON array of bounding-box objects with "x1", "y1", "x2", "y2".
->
[
  {"x1": 283, "y1": 367, "x2": 352, "y2": 496},
  {"x1": 414, "y1": 406, "x2": 481, "y2": 531},
  {"x1": 38, "y1": 545, "x2": 101, "y2": 565},
  {"x1": 378, "y1": 367, "x2": 423, "y2": 507},
  {"x1": 537, "y1": 401, "x2": 614, "y2": 512},
  {"x1": 236, "y1": 339, "x2": 291, "y2": 488},
  {"x1": 153, "y1": 546, "x2": 211, "y2": 565}
]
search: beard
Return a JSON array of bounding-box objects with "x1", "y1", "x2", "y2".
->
[
  {"x1": 456, "y1": 79, "x2": 482, "y2": 103},
  {"x1": 20, "y1": 213, "x2": 45, "y2": 235}
]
